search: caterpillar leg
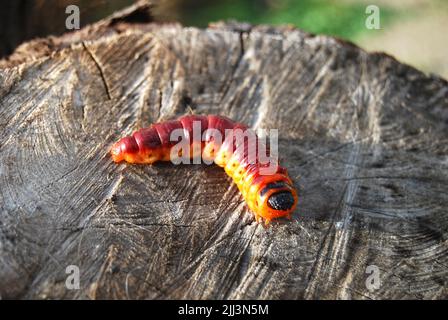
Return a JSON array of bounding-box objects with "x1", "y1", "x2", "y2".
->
[
  {"x1": 253, "y1": 213, "x2": 262, "y2": 223},
  {"x1": 264, "y1": 218, "x2": 271, "y2": 227}
]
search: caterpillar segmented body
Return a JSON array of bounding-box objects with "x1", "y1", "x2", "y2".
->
[{"x1": 111, "y1": 115, "x2": 298, "y2": 225}]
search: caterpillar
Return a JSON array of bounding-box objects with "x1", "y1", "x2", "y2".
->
[{"x1": 110, "y1": 114, "x2": 298, "y2": 225}]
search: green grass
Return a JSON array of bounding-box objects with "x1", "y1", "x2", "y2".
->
[{"x1": 181, "y1": 0, "x2": 399, "y2": 41}]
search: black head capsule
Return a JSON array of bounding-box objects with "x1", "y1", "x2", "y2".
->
[
  {"x1": 260, "y1": 181, "x2": 295, "y2": 211},
  {"x1": 267, "y1": 191, "x2": 295, "y2": 211}
]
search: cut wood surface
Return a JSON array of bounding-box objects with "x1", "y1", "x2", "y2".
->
[{"x1": 0, "y1": 2, "x2": 447, "y2": 299}]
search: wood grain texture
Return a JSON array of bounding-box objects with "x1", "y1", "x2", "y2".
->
[{"x1": 0, "y1": 3, "x2": 447, "y2": 299}]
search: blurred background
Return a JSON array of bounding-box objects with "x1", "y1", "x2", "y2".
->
[{"x1": 0, "y1": 0, "x2": 447, "y2": 79}]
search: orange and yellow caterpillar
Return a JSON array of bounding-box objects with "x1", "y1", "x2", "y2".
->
[{"x1": 111, "y1": 114, "x2": 298, "y2": 225}]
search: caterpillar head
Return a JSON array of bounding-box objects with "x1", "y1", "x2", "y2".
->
[
  {"x1": 267, "y1": 191, "x2": 296, "y2": 211},
  {"x1": 258, "y1": 181, "x2": 297, "y2": 223}
]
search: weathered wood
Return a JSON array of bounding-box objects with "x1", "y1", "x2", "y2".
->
[{"x1": 0, "y1": 3, "x2": 447, "y2": 299}]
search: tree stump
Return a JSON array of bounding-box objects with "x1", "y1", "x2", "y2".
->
[{"x1": 1, "y1": 2, "x2": 447, "y2": 299}]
